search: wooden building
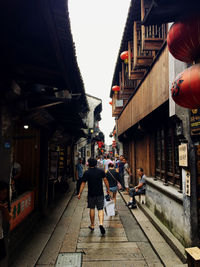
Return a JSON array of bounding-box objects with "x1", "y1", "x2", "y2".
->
[
  {"x1": 0, "y1": 0, "x2": 89, "y2": 258},
  {"x1": 110, "y1": 0, "x2": 200, "y2": 252}
]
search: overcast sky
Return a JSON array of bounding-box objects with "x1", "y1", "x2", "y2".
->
[{"x1": 69, "y1": 0, "x2": 130, "y2": 145}]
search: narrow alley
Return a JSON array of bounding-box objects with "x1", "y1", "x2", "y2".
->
[{"x1": 11, "y1": 184, "x2": 185, "y2": 267}]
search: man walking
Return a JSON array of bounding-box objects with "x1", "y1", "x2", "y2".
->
[
  {"x1": 76, "y1": 158, "x2": 84, "y2": 195},
  {"x1": 126, "y1": 168, "x2": 146, "y2": 209},
  {"x1": 78, "y1": 158, "x2": 110, "y2": 235}
]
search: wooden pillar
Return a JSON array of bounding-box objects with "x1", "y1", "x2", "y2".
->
[{"x1": 39, "y1": 130, "x2": 49, "y2": 214}]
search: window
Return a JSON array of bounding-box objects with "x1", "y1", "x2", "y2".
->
[{"x1": 155, "y1": 123, "x2": 181, "y2": 188}]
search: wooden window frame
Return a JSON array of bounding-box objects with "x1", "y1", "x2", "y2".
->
[{"x1": 155, "y1": 124, "x2": 182, "y2": 189}]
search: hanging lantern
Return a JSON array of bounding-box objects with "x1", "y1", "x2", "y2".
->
[
  {"x1": 112, "y1": 85, "x2": 120, "y2": 94},
  {"x1": 167, "y1": 17, "x2": 200, "y2": 63},
  {"x1": 109, "y1": 101, "x2": 112, "y2": 106},
  {"x1": 171, "y1": 64, "x2": 200, "y2": 109},
  {"x1": 120, "y1": 51, "x2": 129, "y2": 64}
]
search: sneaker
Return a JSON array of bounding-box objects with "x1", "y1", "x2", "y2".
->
[
  {"x1": 99, "y1": 225, "x2": 106, "y2": 235},
  {"x1": 125, "y1": 202, "x2": 133, "y2": 207}
]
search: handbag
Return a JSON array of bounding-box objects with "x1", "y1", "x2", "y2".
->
[{"x1": 108, "y1": 170, "x2": 122, "y2": 190}]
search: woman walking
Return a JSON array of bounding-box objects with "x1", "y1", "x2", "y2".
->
[{"x1": 106, "y1": 163, "x2": 121, "y2": 212}]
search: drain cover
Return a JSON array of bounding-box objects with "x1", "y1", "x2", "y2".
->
[{"x1": 56, "y1": 253, "x2": 82, "y2": 267}]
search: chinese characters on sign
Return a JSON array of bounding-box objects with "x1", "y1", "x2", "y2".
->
[
  {"x1": 179, "y1": 143, "x2": 188, "y2": 167},
  {"x1": 10, "y1": 191, "x2": 35, "y2": 230},
  {"x1": 185, "y1": 171, "x2": 191, "y2": 196},
  {"x1": 191, "y1": 109, "x2": 200, "y2": 135}
]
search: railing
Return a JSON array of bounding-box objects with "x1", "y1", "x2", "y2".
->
[
  {"x1": 124, "y1": 70, "x2": 136, "y2": 88},
  {"x1": 135, "y1": 22, "x2": 152, "y2": 58},
  {"x1": 144, "y1": 24, "x2": 167, "y2": 39}
]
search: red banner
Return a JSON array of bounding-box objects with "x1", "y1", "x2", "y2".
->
[{"x1": 10, "y1": 191, "x2": 35, "y2": 231}]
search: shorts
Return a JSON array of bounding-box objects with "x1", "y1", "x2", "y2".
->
[
  {"x1": 124, "y1": 176, "x2": 130, "y2": 188},
  {"x1": 88, "y1": 195, "x2": 104, "y2": 210},
  {"x1": 109, "y1": 186, "x2": 118, "y2": 193}
]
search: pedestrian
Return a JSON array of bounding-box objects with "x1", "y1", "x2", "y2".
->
[
  {"x1": 118, "y1": 155, "x2": 125, "y2": 190},
  {"x1": 126, "y1": 168, "x2": 146, "y2": 209},
  {"x1": 0, "y1": 181, "x2": 11, "y2": 267},
  {"x1": 115, "y1": 156, "x2": 120, "y2": 170},
  {"x1": 123, "y1": 157, "x2": 131, "y2": 194},
  {"x1": 78, "y1": 158, "x2": 110, "y2": 235},
  {"x1": 106, "y1": 163, "x2": 121, "y2": 212},
  {"x1": 104, "y1": 155, "x2": 112, "y2": 172},
  {"x1": 75, "y1": 158, "x2": 84, "y2": 195}
]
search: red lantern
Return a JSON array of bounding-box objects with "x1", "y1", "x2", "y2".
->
[
  {"x1": 112, "y1": 85, "x2": 120, "y2": 94},
  {"x1": 120, "y1": 51, "x2": 129, "y2": 61},
  {"x1": 109, "y1": 101, "x2": 112, "y2": 106},
  {"x1": 171, "y1": 64, "x2": 200, "y2": 109},
  {"x1": 97, "y1": 141, "x2": 103, "y2": 149},
  {"x1": 167, "y1": 17, "x2": 200, "y2": 63}
]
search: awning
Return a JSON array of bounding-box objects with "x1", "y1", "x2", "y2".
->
[
  {"x1": 0, "y1": 0, "x2": 88, "y2": 112},
  {"x1": 143, "y1": 0, "x2": 200, "y2": 25}
]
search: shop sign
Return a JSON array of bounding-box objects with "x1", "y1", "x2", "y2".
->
[
  {"x1": 185, "y1": 171, "x2": 191, "y2": 196},
  {"x1": 10, "y1": 191, "x2": 35, "y2": 231},
  {"x1": 178, "y1": 143, "x2": 188, "y2": 167},
  {"x1": 115, "y1": 100, "x2": 123, "y2": 108},
  {"x1": 191, "y1": 109, "x2": 200, "y2": 135}
]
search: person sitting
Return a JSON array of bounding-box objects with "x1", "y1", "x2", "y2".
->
[{"x1": 126, "y1": 168, "x2": 146, "y2": 209}]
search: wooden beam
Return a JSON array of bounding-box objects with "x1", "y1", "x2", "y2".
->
[
  {"x1": 130, "y1": 69, "x2": 145, "y2": 80},
  {"x1": 134, "y1": 55, "x2": 153, "y2": 68},
  {"x1": 143, "y1": 38, "x2": 164, "y2": 51}
]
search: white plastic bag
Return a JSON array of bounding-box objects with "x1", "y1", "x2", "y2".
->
[{"x1": 104, "y1": 199, "x2": 115, "y2": 216}]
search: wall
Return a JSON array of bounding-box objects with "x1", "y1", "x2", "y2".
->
[{"x1": 146, "y1": 178, "x2": 191, "y2": 246}]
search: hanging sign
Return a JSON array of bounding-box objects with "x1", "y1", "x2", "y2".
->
[
  {"x1": 178, "y1": 143, "x2": 188, "y2": 167},
  {"x1": 10, "y1": 191, "x2": 35, "y2": 230},
  {"x1": 191, "y1": 109, "x2": 200, "y2": 135},
  {"x1": 185, "y1": 171, "x2": 191, "y2": 196}
]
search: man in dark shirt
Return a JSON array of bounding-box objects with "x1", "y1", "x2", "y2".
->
[{"x1": 78, "y1": 158, "x2": 110, "y2": 235}]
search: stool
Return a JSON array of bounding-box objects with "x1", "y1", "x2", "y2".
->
[
  {"x1": 139, "y1": 194, "x2": 146, "y2": 204},
  {"x1": 185, "y1": 247, "x2": 200, "y2": 267}
]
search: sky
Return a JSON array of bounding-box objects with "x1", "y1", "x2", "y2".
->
[{"x1": 68, "y1": 0, "x2": 131, "y2": 145}]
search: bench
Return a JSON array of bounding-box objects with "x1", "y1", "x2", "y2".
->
[{"x1": 185, "y1": 247, "x2": 200, "y2": 266}]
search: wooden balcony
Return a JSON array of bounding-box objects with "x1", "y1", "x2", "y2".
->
[
  {"x1": 142, "y1": 25, "x2": 167, "y2": 51},
  {"x1": 133, "y1": 22, "x2": 154, "y2": 70},
  {"x1": 141, "y1": 0, "x2": 167, "y2": 51},
  {"x1": 130, "y1": 69, "x2": 145, "y2": 80},
  {"x1": 117, "y1": 45, "x2": 169, "y2": 135},
  {"x1": 134, "y1": 55, "x2": 153, "y2": 68},
  {"x1": 112, "y1": 89, "x2": 130, "y2": 117}
]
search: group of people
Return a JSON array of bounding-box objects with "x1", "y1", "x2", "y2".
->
[{"x1": 76, "y1": 154, "x2": 146, "y2": 235}]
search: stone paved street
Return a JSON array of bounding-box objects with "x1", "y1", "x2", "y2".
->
[
  {"x1": 11, "y1": 186, "x2": 186, "y2": 267},
  {"x1": 37, "y1": 189, "x2": 164, "y2": 267}
]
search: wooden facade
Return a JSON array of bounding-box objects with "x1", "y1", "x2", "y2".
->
[
  {"x1": 123, "y1": 133, "x2": 155, "y2": 185},
  {"x1": 13, "y1": 125, "x2": 41, "y2": 205},
  {"x1": 118, "y1": 46, "x2": 169, "y2": 135}
]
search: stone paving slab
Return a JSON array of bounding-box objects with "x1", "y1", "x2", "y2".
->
[
  {"x1": 37, "y1": 196, "x2": 79, "y2": 265},
  {"x1": 82, "y1": 260, "x2": 148, "y2": 267},
  {"x1": 82, "y1": 247, "x2": 144, "y2": 261},
  {"x1": 81, "y1": 220, "x2": 123, "y2": 228},
  {"x1": 78, "y1": 235, "x2": 128, "y2": 243},
  {"x1": 77, "y1": 241, "x2": 139, "y2": 249},
  {"x1": 79, "y1": 227, "x2": 126, "y2": 237},
  {"x1": 120, "y1": 191, "x2": 185, "y2": 267}
]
